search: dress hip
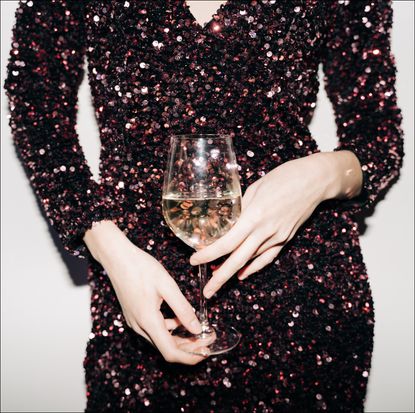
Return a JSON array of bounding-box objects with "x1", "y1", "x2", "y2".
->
[{"x1": 83, "y1": 208, "x2": 374, "y2": 412}]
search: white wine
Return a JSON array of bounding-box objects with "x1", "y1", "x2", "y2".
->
[
  {"x1": 162, "y1": 193, "x2": 241, "y2": 249},
  {"x1": 161, "y1": 134, "x2": 243, "y2": 355}
]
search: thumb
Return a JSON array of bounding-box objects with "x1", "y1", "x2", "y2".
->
[{"x1": 160, "y1": 279, "x2": 203, "y2": 335}]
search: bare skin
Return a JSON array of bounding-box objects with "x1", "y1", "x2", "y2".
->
[
  {"x1": 84, "y1": 150, "x2": 363, "y2": 365},
  {"x1": 84, "y1": 221, "x2": 210, "y2": 365},
  {"x1": 190, "y1": 151, "x2": 363, "y2": 296}
]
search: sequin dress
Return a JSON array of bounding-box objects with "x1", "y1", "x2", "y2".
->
[{"x1": 4, "y1": 0, "x2": 404, "y2": 411}]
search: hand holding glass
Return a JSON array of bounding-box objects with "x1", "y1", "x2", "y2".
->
[{"x1": 162, "y1": 134, "x2": 242, "y2": 356}]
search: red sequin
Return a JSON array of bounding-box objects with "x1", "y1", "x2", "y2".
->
[{"x1": 4, "y1": 1, "x2": 404, "y2": 411}]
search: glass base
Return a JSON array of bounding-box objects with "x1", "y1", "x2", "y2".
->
[{"x1": 171, "y1": 321, "x2": 241, "y2": 356}]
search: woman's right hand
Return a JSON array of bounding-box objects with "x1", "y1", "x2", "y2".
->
[{"x1": 83, "y1": 220, "x2": 209, "y2": 365}]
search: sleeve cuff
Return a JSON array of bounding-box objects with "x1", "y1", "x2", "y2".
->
[
  {"x1": 335, "y1": 167, "x2": 371, "y2": 214},
  {"x1": 61, "y1": 203, "x2": 122, "y2": 259},
  {"x1": 315, "y1": 159, "x2": 372, "y2": 218}
]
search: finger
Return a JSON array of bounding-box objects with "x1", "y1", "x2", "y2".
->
[
  {"x1": 131, "y1": 321, "x2": 156, "y2": 347},
  {"x1": 252, "y1": 218, "x2": 303, "y2": 258},
  {"x1": 251, "y1": 233, "x2": 283, "y2": 259},
  {"x1": 165, "y1": 317, "x2": 182, "y2": 331},
  {"x1": 238, "y1": 217, "x2": 306, "y2": 279},
  {"x1": 145, "y1": 312, "x2": 208, "y2": 365},
  {"x1": 203, "y1": 232, "x2": 263, "y2": 298},
  {"x1": 241, "y1": 185, "x2": 258, "y2": 211},
  {"x1": 237, "y1": 245, "x2": 282, "y2": 280},
  {"x1": 160, "y1": 279, "x2": 203, "y2": 335},
  {"x1": 174, "y1": 330, "x2": 217, "y2": 354},
  {"x1": 190, "y1": 213, "x2": 253, "y2": 265}
]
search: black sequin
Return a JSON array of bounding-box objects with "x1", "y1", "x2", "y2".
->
[{"x1": 4, "y1": 0, "x2": 404, "y2": 412}]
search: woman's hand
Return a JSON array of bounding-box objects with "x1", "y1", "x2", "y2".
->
[
  {"x1": 84, "y1": 221, "x2": 208, "y2": 365},
  {"x1": 190, "y1": 151, "x2": 363, "y2": 298}
]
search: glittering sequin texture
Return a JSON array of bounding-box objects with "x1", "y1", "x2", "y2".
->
[{"x1": 4, "y1": 0, "x2": 404, "y2": 412}]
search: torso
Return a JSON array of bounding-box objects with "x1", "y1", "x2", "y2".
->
[
  {"x1": 85, "y1": 0, "x2": 328, "y2": 223},
  {"x1": 82, "y1": 3, "x2": 374, "y2": 410}
]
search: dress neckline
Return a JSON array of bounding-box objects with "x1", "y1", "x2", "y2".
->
[{"x1": 182, "y1": 0, "x2": 231, "y2": 31}]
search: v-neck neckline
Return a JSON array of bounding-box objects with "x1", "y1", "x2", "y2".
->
[{"x1": 183, "y1": 0, "x2": 231, "y2": 31}]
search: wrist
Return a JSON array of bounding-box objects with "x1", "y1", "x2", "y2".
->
[
  {"x1": 83, "y1": 220, "x2": 134, "y2": 266},
  {"x1": 314, "y1": 151, "x2": 363, "y2": 202},
  {"x1": 304, "y1": 152, "x2": 340, "y2": 202}
]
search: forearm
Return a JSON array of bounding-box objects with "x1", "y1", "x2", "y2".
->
[
  {"x1": 84, "y1": 150, "x2": 362, "y2": 263},
  {"x1": 311, "y1": 150, "x2": 363, "y2": 203}
]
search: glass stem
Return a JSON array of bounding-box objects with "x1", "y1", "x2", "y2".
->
[{"x1": 198, "y1": 263, "x2": 211, "y2": 334}]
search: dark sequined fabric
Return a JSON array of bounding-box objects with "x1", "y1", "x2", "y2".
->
[{"x1": 4, "y1": 0, "x2": 404, "y2": 411}]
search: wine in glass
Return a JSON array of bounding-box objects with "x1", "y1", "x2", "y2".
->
[{"x1": 162, "y1": 134, "x2": 242, "y2": 356}]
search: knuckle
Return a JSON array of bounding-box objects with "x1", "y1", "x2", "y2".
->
[
  {"x1": 174, "y1": 300, "x2": 188, "y2": 318},
  {"x1": 164, "y1": 355, "x2": 173, "y2": 363},
  {"x1": 278, "y1": 228, "x2": 291, "y2": 242},
  {"x1": 136, "y1": 314, "x2": 150, "y2": 329},
  {"x1": 172, "y1": 293, "x2": 190, "y2": 309},
  {"x1": 262, "y1": 221, "x2": 277, "y2": 236},
  {"x1": 182, "y1": 313, "x2": 197, "y2": 326},
  {"x1": 248, "y1": 207, "x2": 264, "y2": 226},
  {"x1": 180, "y1": 311, "x2": 195, "y2": 325},
  {"x1": 163, "y1": 352, "x2": 177, "y2": 363},
  {"x1": 187, "y1": 358, "x2": 202, "y2": 366},
  {"x1": 251, "y1": 233, "x2": 266, "y2": 249}
]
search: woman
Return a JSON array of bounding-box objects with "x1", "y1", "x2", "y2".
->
[{"x1": 4, "y1": 0, "x2": 404, "y2": 411}]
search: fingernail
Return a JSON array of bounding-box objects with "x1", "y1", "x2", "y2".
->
[
  {"x1": 190, "y1": 319, "x2": 202, "y2": 334},
  {"x1": 204, "y1": 288, "x2": 213, "y2": 298},
  {"x1": 190, "y1": 255, "x2": 198, "y2": 265},
  {"x1": 198, "y1": 347, "x2": 210, "y2": 357}
]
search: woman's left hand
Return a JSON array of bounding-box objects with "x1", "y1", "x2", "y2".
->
[{"x1": 189, "y1": 152, "x2": 339, "y2": 299}]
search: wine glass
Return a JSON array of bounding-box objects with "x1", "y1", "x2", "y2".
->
[{"x1": 162, "y1": 134, "x2": 242, "y2": 356}]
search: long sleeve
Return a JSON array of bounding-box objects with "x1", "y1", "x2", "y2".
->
[
  {"x1": 4, "y1": 0, "x2": 118, "y2": 258},
  {"x1": 321, "y1": 0, "x2": 404, "y2": 218}
]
